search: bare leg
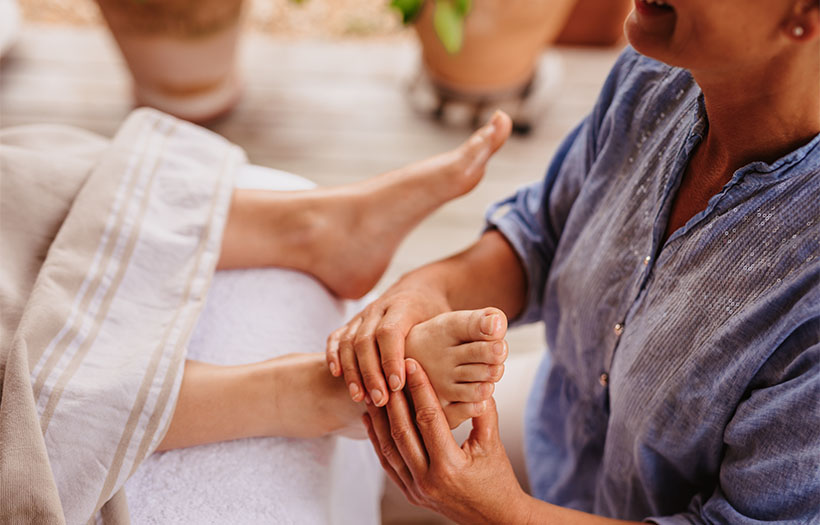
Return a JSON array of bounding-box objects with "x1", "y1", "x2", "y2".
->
[
  {"x1": 217, "y1": 111, "x2": 513, "y2": 298},
  {"x1": 157, "y1": 308, "x2": 508, "y2": 450},
  {"x1": 158, "y1": 354, "x2": 362, "y2": 451}
]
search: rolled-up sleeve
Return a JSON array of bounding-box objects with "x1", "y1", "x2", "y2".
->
[
  {"x1": 647, "y1": 335, "x2": 820, "y2": 525},
  {"x1": 485, "y1": 119, "x2": 589, "y2": 325},
  {"x1": 485, "y1": 47, "x2": 642, "y2": 325}
]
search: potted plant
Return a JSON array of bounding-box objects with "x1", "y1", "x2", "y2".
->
[
  {"x1": 95, "y1": 0, "x2": 245, "y2": 123},
  {"x1": 392, "y1": 0, "x2": 577, "y2": 97}
]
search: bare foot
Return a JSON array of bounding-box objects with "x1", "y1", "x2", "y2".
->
[
  {"x1": 269, "y1": 353, "x2": 365, "y2": 438},
  {"x1": 218, "y1": 111, "x2": 513, "y2": 299},
  {"x1": 404, "y1": 307, "x2": 508, "y2": 428}
]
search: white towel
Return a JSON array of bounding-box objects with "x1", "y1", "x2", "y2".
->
[{"x1": 125, "y1": 167, "x2": 383, "y2": 524}]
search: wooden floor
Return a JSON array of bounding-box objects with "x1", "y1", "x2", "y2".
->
[{"x1": 0, "y1": 23, "x2": 620, "y2": 366}]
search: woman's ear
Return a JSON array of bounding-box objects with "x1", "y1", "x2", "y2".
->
[{"x1": 785, "y1": 0, "x2": 820, "y2": 41}]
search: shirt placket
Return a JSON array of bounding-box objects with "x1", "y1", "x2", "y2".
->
[{"x1": 598, "y1": 106, "x2": 706, "y2": 402}]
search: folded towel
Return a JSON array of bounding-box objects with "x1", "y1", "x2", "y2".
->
[{"x1": 125, "y1": 167, "x2": 383, "y2": 524}]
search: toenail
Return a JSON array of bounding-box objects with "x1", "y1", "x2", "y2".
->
[
  {"x1": 371, "y1": 389, "x2": 383, "y2": 405},
  {"x1": 349, "y1": 383, "x2": 360, "y2": 399},
  {"x1": 481, "y1": 315, "x2": 497, "y2": 335},
  {"x1": 389, "y1": 374, "x2": 401, "y2": 392},
  {"x1": 493, "y1": 341, "x2": 505, "y2": 356}
]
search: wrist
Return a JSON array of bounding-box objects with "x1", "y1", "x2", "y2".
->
[
  {"x1": 508, "y1": 489, "x2": 538, "y2": 525},
  {"x1": 396, "y1": 263, "x2": 454, "y2": 309}
]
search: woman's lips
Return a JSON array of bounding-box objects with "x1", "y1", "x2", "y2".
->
[{"x1": 634, "y1": 0, "x2": 675, "y2": 17}]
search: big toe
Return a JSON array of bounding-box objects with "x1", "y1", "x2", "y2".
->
[
  {"x1": 460, "y1": 110, "x2": 513, "y2": 170},
  {"x1": 432, "y1": 307, "x2": 508, "y2": 345}
]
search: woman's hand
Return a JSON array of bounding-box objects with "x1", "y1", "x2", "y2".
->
[
  {"x1": 326, "y1": 276, "x2": 451, "y2": 406},
  {"x1": 327, "y1": 229, "x2": 529, "y2": 410},
  {"x1": 364, "y1": 359, "x2": 644, "y2": 524},
  {"x1": 363, "y1": 358, "x2": 530, "y2": 524}
]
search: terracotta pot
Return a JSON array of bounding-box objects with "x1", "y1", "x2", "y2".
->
[
  {"x1": 414, "y1": 0, "x2": 577, "y2": 96},
  {"x1": 96, "y1": 0, "x2": 243, "y2": 123},
  {"x1": 556, "y1": 0, "x2": 634, "y2": 46}
]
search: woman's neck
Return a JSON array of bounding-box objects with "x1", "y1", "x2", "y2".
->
[{"x1": 691, "y1": 48, "x2": 820, "y2": 172}]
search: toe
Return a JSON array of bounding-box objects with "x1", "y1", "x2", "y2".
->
[
  {"x1": 443, "y1": 401, "x2": 488, "y2": 429},
  {"x1": 461, "y1": 110, "x2": 513, "y2": 160},
  {"x1": 453, "y1": 111, "x2": 513, "y2": 191},
  {"x1": 454, "y1": 339, "x2": 508, "y2": 365},
  {"x1": 454, "y1": 363, "x2": 505, "y2": 383},
  {"x1": 444, "y1": 381, "x2": 495, "y2": 403},
  {"x1": 433, "y1": 307, "x2": 508, "y2": 345}
]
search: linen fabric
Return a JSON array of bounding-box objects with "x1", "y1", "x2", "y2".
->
[
  {"x1": 487, "y1": 47, "x2": 820, "y2": 523},
  {"x1": 0, "y1": 108, "x2": 241, "y2": 524}
]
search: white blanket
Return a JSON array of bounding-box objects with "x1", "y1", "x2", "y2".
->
[{"x1": 125, "y1": 167, "x2": 383, "y2": 524}]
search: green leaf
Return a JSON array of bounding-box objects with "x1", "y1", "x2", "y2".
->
[
  {"x1": 390, "y1": 0, "x2": 425, "y2": 24},
  {"x1": 454, "y1": 0, "x2": 471, "y2": 16},
  {"x1": 433, "y1": 1, "x2": 464, "y2": 54}
]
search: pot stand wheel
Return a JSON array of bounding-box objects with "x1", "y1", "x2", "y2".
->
[{"x1": 406, "y1": 51, "x2": 563, "y2": 135}]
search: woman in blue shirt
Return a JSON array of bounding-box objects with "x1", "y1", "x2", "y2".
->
[{"x1": 328, "y1": 0, "x2": 820, "y2": 522}]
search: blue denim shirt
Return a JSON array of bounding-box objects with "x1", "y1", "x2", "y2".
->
[{"x1": 487, "y1": 47, "x2": 820, "y2": 524}]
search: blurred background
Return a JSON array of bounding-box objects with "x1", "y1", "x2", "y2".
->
[{"x1": 0, "y1": 1, "x2": 629, "y2": 523}]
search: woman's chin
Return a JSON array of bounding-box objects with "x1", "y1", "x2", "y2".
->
[{"x1": 624, "y1": 11, "x2": 680, "y2": 66}]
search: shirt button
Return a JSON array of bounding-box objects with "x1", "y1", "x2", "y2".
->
[
  {"x1": 614, "y1": 323, "x2": 624, "y2": 336},
  {"x1": 643, "y1": 255, "x2": 651, "y2": 266},
  {"x1": 599, "y1": 373, "x2": 609, "y2": 387}
]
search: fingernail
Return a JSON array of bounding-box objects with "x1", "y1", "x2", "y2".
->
[
  {"x1": 349, "y1": 383, "x2": 360, "y2": 400},
  {"x1": 493, "y1": 341, "x2": 505, "y2": 356},
  {"x1": 371, "y1": 389, "x2": 384, "y2": 405},
  {"x1": 388, "y1": 374, "x2": 401, "y2": 392},
  {"x1": 481, "y1": 315, "x2": 498, "y2": 335},
  {"x1": 475, "y1": 400, "x2": 487, "y2": 413},
  {"x1": 329, "y1": 362, "x2": 338, "y2": 376},
  {"x1": 406, "y1": 360, "x2": 418, "y2": 374},
  {"x1": 365, "y1": 396, "x2": 372, "y2": 405}
]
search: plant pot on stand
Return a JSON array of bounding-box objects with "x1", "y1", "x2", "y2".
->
[
  {"x1": 406, "y1": 0, "x2": 577, "y2": 133},
  {"x1": 96, "y1": 0, "x2": 244, "y2": 124}
]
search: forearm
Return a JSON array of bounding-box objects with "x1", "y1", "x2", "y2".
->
[{"x1": 397, "y1": 230, "x2": 528, "y2": 319}]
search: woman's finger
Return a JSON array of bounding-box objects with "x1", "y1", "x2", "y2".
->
[
  {"x1": 325, "y1": 326, "x2": 345, "y2": 377},
  {"x1": 365, "y1": 402, "x2": 418, "y2": 491},
  {"x1": 363, "y1": 413, "x2": 417, "y2": 502},
  {"x1": 354, "y1": 314, "x2": 390, "y2": 406},
  {"x1": 382, "y1": 372, "x2": 434, "y2": 480},
  {"x1": 403, "y1": 359, "x2": 464, "y2": 461},
  {"x1": 338, "y1": 316, "x2": 366, "y2": 401},
  {"x1": 375, "y1": 306, "x2": 414, "y2": 393}
]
